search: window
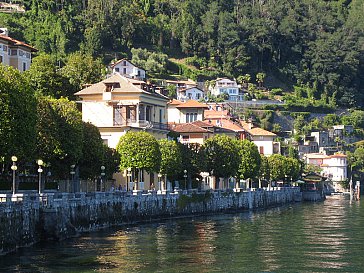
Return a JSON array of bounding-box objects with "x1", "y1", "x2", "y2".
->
[
  {"x1": 159, "y1": 109, "x2": 163, "y2": 123},
  {"x1": 22, "y1": 62, "x2": 27, "y2": 71},
  {"x1": 3, "y1": 45, "x2": 7, "y2": 52},
  {"x1": 115, "y1": 67, "x2": 120, "y2": 72},
  {"x1": 196, "y1": 93, "x2": 201, "y2": 99},
  {"x1": 123, "y1": 68, "x2": 127, "y2": 74},
  {"x1": 123, "y1": 61, "x2": 127, "y2": 66},
  {"x1": 259, "y1": 146, "x2": 264, "y2": 154},
  {"x1": 186, "y1": 113, "x2": 197, "y2": 123},
  {"x1": 25, "y1": 52, "x2": 30, "y2": 58},
  {"x1": 102, "y1": 138, "x2": 109, "y2": 146},
  {"x1": 182, "y1": 135, "x2": 190, "y2": 142},
  {"x1": 10, "y1": 49, "x2": 17, "y2": 56},
  {"x1": 113, "y1": 105, "x2": 124, "y2": 126},
  {"x1": 0, "y1": 55, "x2": 3, "y2": 63},
  {"x1": 19, "y1": 50, "x2": 24, "y2": 57}
]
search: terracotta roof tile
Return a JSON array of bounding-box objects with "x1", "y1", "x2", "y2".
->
[
  {"x1": 204, "y1": 110, "x2": 230, "y2": 119},
  {"x1": 191, "y1": 120, "x2": 214, "y2": 128},
  {"x1": 240, "y1": 121, "x2": 276, "y2": 136},
  {"x1": 0, "y1": 35, "x2": 37, "y2": 52},
  {"x1": 168, "y1": 99, "x2": 182, "y2": 106},
  {"x1": 170, "y1": 123, "x2": 212, "y2": 133},
  {"x1": 206, "y1": 119, "x2": 244, "y2": 132},
  {"x1": 176, "y1": 100, "x2": 209, "y2": 109},
  {"x1": 74, "y1": 74, "x2": 168, "y2": 100}
]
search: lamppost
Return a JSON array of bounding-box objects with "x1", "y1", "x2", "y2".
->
[
  {"x1": 37, "y1": 159, "x2": 43, "y2": 195},
  {"x1": 100, "y1": 165, "x2": 105, "y2": 191},
  {"x1": 127, "y1": 167, "x2": 132, "y2": 191},
  {"x1": 11, "y1": 156, "x2": 17, "y2": 195},
  {"x1": 158, "y1": 173, "x2": 162, "y2": 191},
  {"x1": 70, "y1": 164, "x2": 75, "y2": 193},
  {"x1": 183, "y1": 169, "x2": 187, "y2": 190}
]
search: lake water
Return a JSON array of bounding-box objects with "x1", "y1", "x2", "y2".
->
[{"x1": 1, "y1": 195, "x2": 364, "y2": 273}]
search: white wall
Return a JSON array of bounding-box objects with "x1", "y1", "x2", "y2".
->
[
  {"x1": 82, "y1": 102, "x2": 114, "y2": 127},
  {"x1": 251, "y1": 136, "x2": 275, "y2": 156}
]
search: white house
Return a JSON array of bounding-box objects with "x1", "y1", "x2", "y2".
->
[
  {"x1": 0, "y1": 28, "x2": 37, "y2": 71},
  {"x1": 209, "y1": 78, "x2": 243, "y2": 101},
  {"x1": 177, "y1": 86, "x2": 204, "y2": 101},
  {"x1": 304, "y1": 153, "x2": 347, "y2": 192},
  {"x1": 165, "y1": 79, "x2": 197, "y2": 92},
  {"x1": 240, "y1": 121, "x2": 280, "y2": 156},
  {"x1": 110, "y1": 59, "x2": 146, "y2": 80},
  {"x1": 167, "y1": 99, "x2": 208, "y2": 124},
  {"x1": 75, "y1": 74, "x2": 169, "y2": 190}
]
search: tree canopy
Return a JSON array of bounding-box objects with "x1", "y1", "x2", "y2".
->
[
  {"x1": 116, "y1": 131, "x2": 161, "y2": 173},
  {"x1": 1, "y1": 0, "x2": 364, "y2": 107}
]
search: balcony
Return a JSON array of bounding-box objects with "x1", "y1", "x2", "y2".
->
[{"x1": 113, "y1": 119, "x2": 168, "y2": 130}]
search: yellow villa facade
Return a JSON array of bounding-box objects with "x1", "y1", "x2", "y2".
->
[{"x1": 75, "y1": 74, "x2": 170, "y2": 190}]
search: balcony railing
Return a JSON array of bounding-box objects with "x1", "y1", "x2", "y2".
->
[{"x1": 113, "y1": 119, "x2": 168, "y2": 130}]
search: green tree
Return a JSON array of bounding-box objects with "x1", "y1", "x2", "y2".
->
[
  {"x1": 26, "y1": 54, "x2": 71, "y2": 98},
  {"x1": 179, "y1": 143, "x2": 205, "y2": 189},
  {"x1": 0, "y1": 65, "x2": 37, "y2": 162},
  {"x1": 36, "y1": 96, "x2": 83, "y2": 179},
  {"x1": 268, "y1": 154, "x2": 286, "y2": 182},
  {"x1": 203, "y1": 135, "x2": 240, "y2": 189},
  {"x1": 78, "y1": 122, "x2": 104, "y2": 180},
  {"x1": 237, "y1": 140, "x2": 261, "y2": 181},
  {"x1": 159, "y1": 139, "x2": 182, "y2": 182},
  {"x1": 259, "y1": 154, "x2": 270, "y2": 183},
  {"x1": 256, "y1": 72, "x2": 266, "y2": 88},
  {"x1": 61, "y1": 52, "x2": 104, "y2": 93},
  {"x1": 116, "y1": 131, "x2": 161, "y2": 187}
]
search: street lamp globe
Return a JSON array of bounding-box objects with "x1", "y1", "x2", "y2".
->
[
  {"x1": 11, "y1": 165, "x2": 17, "y2": 171},
  {"x1": 11, "y1": 156, "x2": 17, "y2": 162},
  {"x1": 37, "y1": 159, "x2": 43, "y2": 166}
]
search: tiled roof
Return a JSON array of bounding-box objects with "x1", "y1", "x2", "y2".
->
[
  {"x1": 0, "y1": 35, "x2": 37, "y2": 52},
  {"x1": 74, "y1": 74, "x2": 168, "y2": 100},
  {"x1": 204, "y1": 110, "x2": 230, "y2": 119},
  {"x1": 305, "y1": 153, "x2": 328, "y2": 159},
  {"x1": 170, "y1": 123, "x2": 212, "y2": 133},
  {"x1": 191, "y1": 120, "x2": 214, "y2": 128},
  {"x1": 166, "y1": 79, "x2": 196, "y2": 85},
  {"x1": 328, "y1": 153, "x2": 347, "y2": 158},
  {"x1": 240, "y1": 121, "x2": 276, "y2": 136},
  {"x1": 168, "y1": 99, "x2": 182, "y2": 106},
  {"x1": 177, "y1": 86, "x2": 202, "y2": 93},
  {"x1": 207, "y1": 119, "x2": 244, "y2": 132},
  {"x1": 110, "y1": 58, "x2": 144, "y2": 70},
  {"x1": 176, "y1": 100, "x2": 209, "y2": 109}
]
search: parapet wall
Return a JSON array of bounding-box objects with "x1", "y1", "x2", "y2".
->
[{"x1": 0, "y1": 188, "x2": 300, "y2": 255}]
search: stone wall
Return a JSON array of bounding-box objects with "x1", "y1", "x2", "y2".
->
[{"x1": 0, "y1": 188, "x2": 299, "y2": 255}]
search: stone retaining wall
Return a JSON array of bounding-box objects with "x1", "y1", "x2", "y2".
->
[{"x1": 0, "y1": 188, "x2": 299, "y2": 255}]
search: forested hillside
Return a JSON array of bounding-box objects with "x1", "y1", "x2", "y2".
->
[{"x1": 1, "y1": 0, "x2": 364, "y2": 107}]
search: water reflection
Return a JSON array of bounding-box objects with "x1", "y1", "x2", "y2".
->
[{"x1": 1, "y1": 196, "x2": 364, "y2": 272}]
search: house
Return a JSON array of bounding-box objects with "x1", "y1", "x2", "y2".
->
[
  {"x1": 75, "y1": 74, "x2": 169, "y2": 147},
  {"x1": 240, "y1": 121, "x2": 280, "y2": 155},
  {"x1": 209, "y1": 78, "x2": 243, "y2": 101},
  {"x1": 304, "y1": 153, "x2": 347, "y2": 192},
  {"x1": 169, "y1": 121, "x2": 214, "y2": 145},
  {"x1": 165, "y1": 79, "x2": 197, "y2": 92},
  {"x1": 75, "y1": 74, "x2": 169, "y2": 190},
  {"x1": 110, "y1": 59, "x2": 146, "y2": 80},
  {"x1": 293, "y1": 135, "x2": 319, "y2": 159},
  {"x1": 177, "y1": 86, "x2": 204, "y2": 102},
  {"x1": 0, "y1": 28, "x2": 37, "y2": 71},
  {"x1": 167, "y1": 99, "x2": 209, "y2": 124}
]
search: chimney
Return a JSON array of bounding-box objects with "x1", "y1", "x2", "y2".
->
[
  {"x1": 247, "y1": 118, "x2": 253, "y2": 130},
  {"x1": 0, "y1": 28, "x2": 9, "y2": 36}
]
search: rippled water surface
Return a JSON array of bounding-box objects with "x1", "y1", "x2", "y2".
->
[{"x1": 1, "y1": 195, "x2": 364, "y2": 272}]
